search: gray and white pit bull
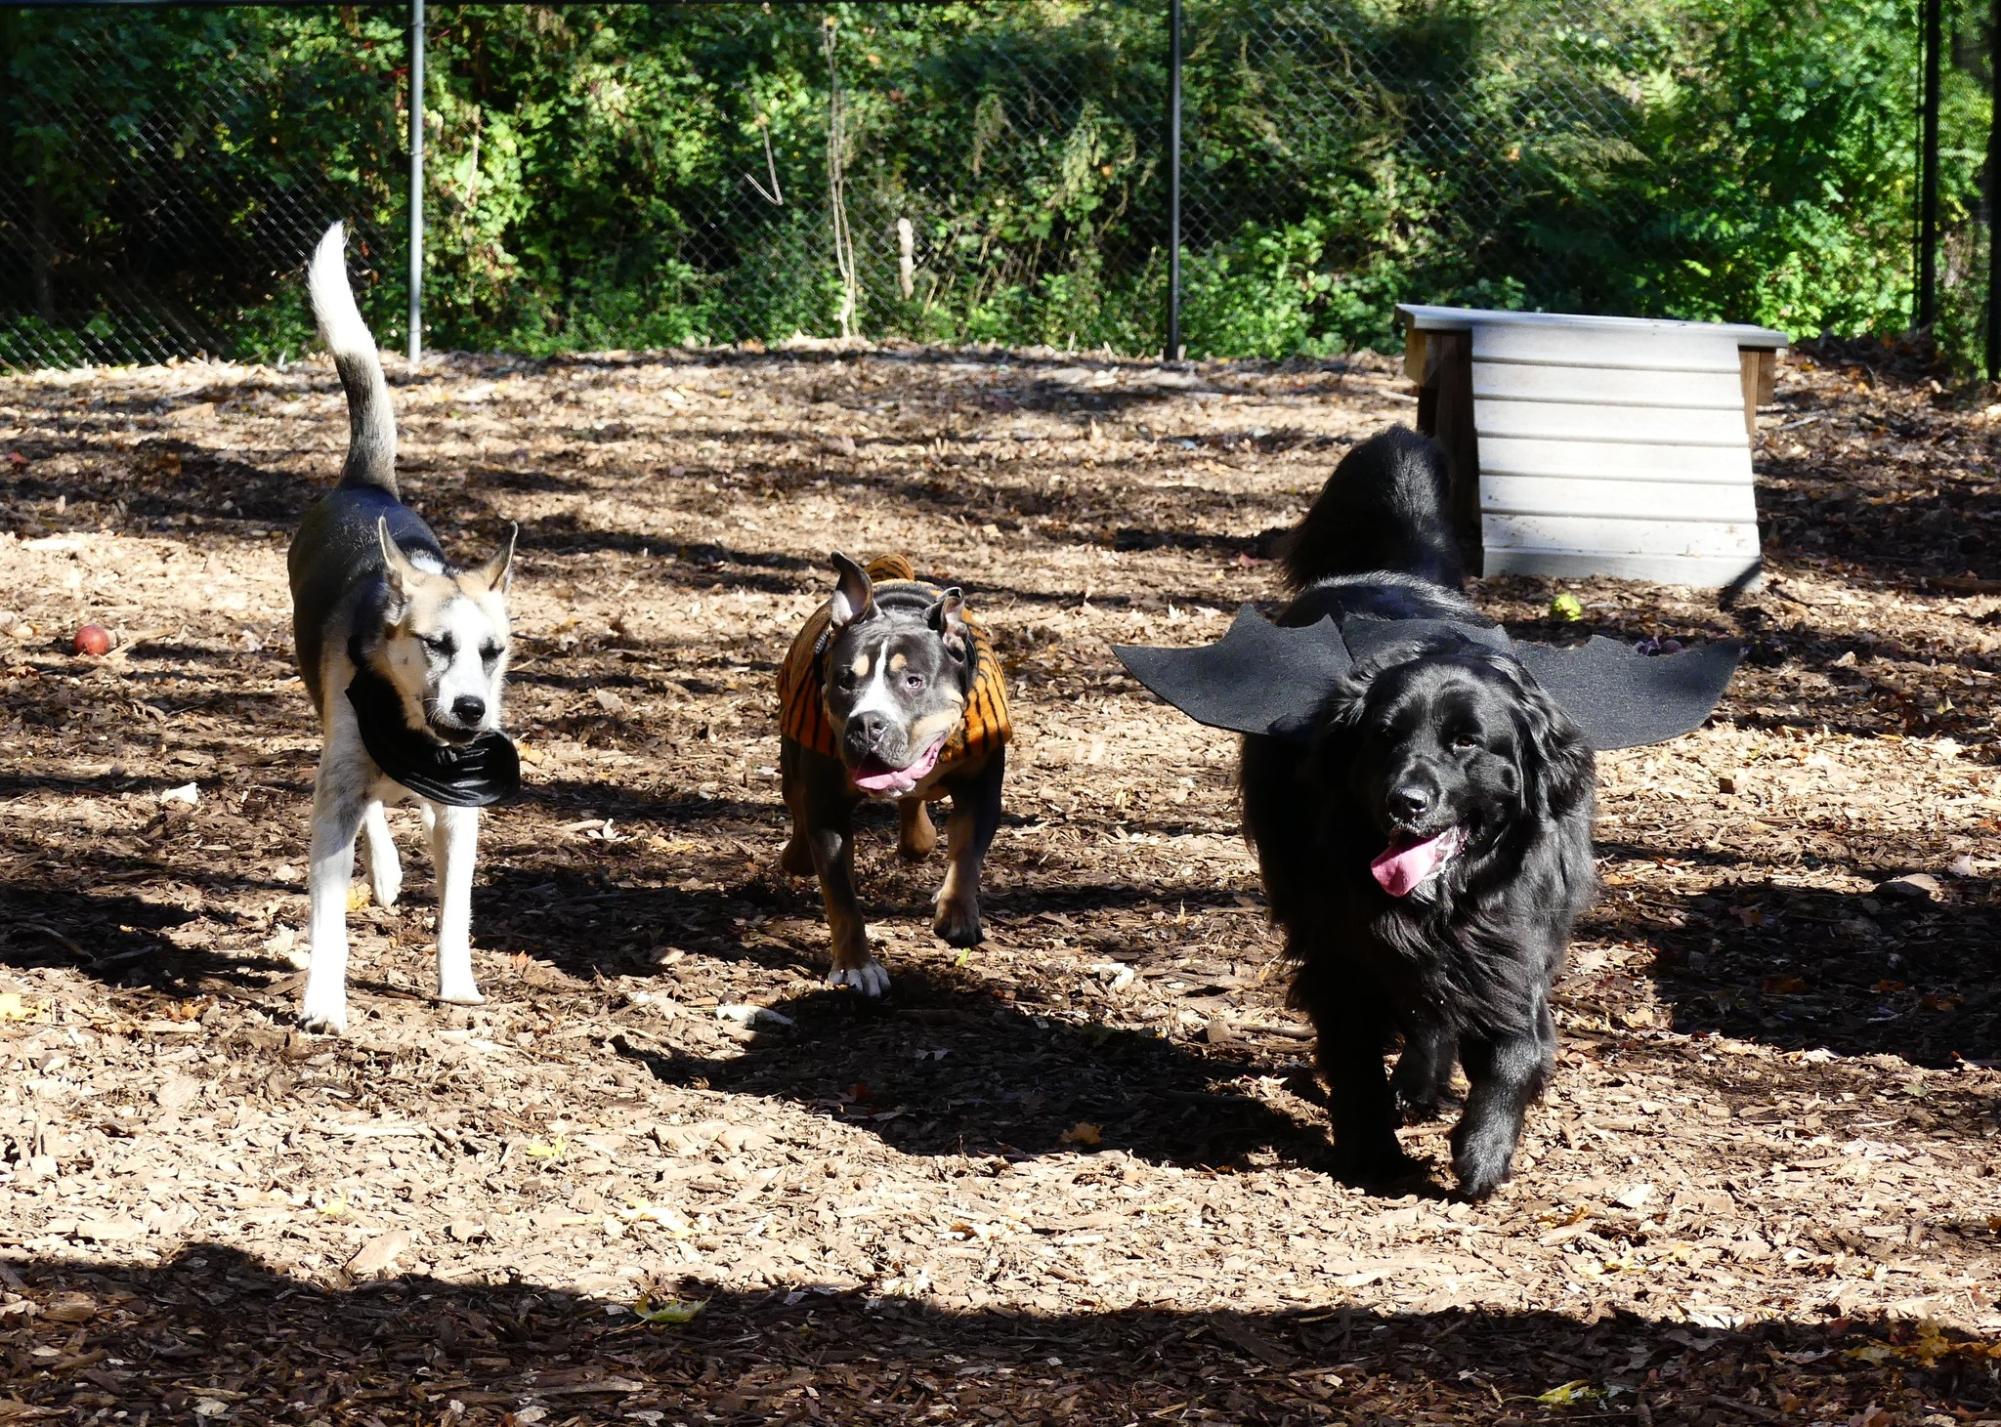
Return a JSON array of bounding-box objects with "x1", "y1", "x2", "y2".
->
[{"x1": 777, "y1": 553, "x2": 1013, "y2": 997}]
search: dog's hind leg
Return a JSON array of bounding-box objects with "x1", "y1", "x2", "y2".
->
[
  {"x1": 897, "y1": 798, "x2": 937, "y2": 861},
  {"x1": 301, "y1": 759, "x2": 371, "y2": 1036},
  {"x1": 1450, "y1": 994, "x2": 1556, "y2": 1199},
  {"x1": 1390, "y1": 1023, "x2": 1458, "y2": 1123},
  {"x1": 932, "y1": 749, "x2": 1003, "y2": 947},
  {"x1": 359, "y1": 801, "x2": 402, "y2": 909},
  {"x1": 428, "y1": 802, "x2": 485, "y2": 1006}
]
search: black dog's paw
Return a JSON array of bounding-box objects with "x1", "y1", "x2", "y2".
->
[
  {"x1": 1389, "y1": 1039, "x2": 1457, "y2": 1124},
  {"x1": 932, "y1": 897, "x2": 982, "y2": 948},
  {"x1": 1393, "y1": 1088, "x2": 1453, "y2": 1125},
  {"x1": 1449, "y1": 1123, "x2": 1519, "y2": 1200},
  {"x1": 1330, "y1": 1135, "x2": 1421, "y2": 1188}
]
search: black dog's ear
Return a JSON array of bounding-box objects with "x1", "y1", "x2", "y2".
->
[
  {"x1": 828, "y1": 551, "x2": 877, "y2": 630},
  {"x1": 927, "y1": 587, "x2": 969, "y2": 660},
  {"x1": 1516, "y1": 675, "x2": 1595, "y2": 818}
]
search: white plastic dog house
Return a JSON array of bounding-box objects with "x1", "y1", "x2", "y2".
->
[{"x1": 1394, "y1": 304, "x2": 1788, "y2": 588}]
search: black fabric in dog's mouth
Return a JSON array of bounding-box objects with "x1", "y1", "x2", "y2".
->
[
  {"x1": 1370, "y1": 825, "x2": 1466, "y2": 897},
  {"x1": 347, "y1": 665, "x2": 521, "y2": 808},
  {"x1": 426, "y1": 718, "x2": 480, "y2": 746},
  {"x1": 850, "y1": 733, "x2": 948, "y2": 798}
]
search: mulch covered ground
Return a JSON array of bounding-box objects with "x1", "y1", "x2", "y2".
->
[{"x1": 0, "y1": 337, "x2": 1996, "y2": 1424}]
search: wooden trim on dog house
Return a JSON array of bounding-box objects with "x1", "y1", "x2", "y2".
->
[{"x1": 1395, "y1": 305, "x2": 1787, "y2": 588}]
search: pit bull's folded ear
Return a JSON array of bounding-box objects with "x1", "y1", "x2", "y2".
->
[
  {"x1": 928, "y1": 587, "x2": 969, "y2": 660},
  {"x1": 828, "y1": 551, "x2": 877, "y2": 630}
]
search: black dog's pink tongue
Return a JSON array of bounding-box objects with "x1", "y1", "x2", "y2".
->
[{"x1": 1371, "y1": 830, "x2": 1455, "y2": 897}]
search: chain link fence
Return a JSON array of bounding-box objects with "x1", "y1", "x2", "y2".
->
[
  {"x1": 0, "y1": 6, "x2": 398, "y2": 368},
  {"x1": 1931, "y1": 0, "x2": 1997, "y2": 372},
  {"x1": 0, "y1": 1, "x2": 1974, "y2": 371}
]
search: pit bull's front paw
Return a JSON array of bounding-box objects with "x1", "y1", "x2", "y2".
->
[
  {"x1": 828, "y1": 958, "x2": 891, "y2": 998},
  {"x1": 779, "y1": 836, "x2": 814, "y2": 877},
  {"x1": 932, "y1": 895, "x2": 982, "y2": 948},
  {"x1": 436, "y1": 979, "x2": 485, "y2": 1007},
  {"x1": 298, "y1": 985, "x2": 349, "y2": 1037}
]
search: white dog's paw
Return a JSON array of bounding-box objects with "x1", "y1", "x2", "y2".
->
[
  {"x1": 436, "y1": 947, "x2": 483, "y2": 1006},
  {"x1": 435, "y1": 980, "x2": 485, "y2": 1007},
  {"x1": 297, "y1": 986, "x2": 349, "y2": 1036},
  {"x1": 367, "y1": 857, "x2": 402, "y2": 911},
  {"x1": 827, "y1": 958, "x2": 891, "y2": 999}
]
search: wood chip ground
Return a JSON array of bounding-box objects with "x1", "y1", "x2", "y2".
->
[{"x1": 1, "y1": 339, "x2": 1997, "y2": 1423}]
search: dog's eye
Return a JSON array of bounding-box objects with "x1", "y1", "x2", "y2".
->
[
  {"x1": 480, "y1": 642, "x2": 504, "y2": 665},
  {"x1": 834, "y1": 668, "x2": 857, "y2": 690},
  {"x1": 423, "y1": 634, "x2": 456, "y2": 658},
  {"x1": 902, "y1": 672, "x2": 926, "y2": 692},
  {"x1": 1449, "y1": 732, "x2": 1482, "y2": 752}
]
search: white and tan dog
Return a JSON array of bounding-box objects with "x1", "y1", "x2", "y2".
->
[{"x1": 286, "y1": 222, "x2": 519, "y2": 1035}]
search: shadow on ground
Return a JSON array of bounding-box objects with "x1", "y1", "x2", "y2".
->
[
  {"x1": 1647, "y1": 875, "x2": 2001, "y2": 1069},
  {"x1": 613, "y1": 966, "x2": 1345, "y2": 1176},
  {"x1": 2, "y1": 1245, "x2": 1993, "y2": 1425}
]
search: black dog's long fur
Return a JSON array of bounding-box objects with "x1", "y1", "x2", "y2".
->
[{"x1": 1241, "y1": 426, "x2": 1596, "y2": 1198}]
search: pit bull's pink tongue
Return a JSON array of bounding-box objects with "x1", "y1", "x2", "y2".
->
[
  {"x1": 1370, "y1": 830, "x2": 1455, "y2": 897},
  {"x1": 851, "y1": 736, "x2": 945, "y2": 795}
]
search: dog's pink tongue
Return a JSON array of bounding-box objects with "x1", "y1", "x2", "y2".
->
[
  {"x1": 1371, "y1": 831, "x2": 1454, "y2": 897},
  {"x1": 852, "y1": 763, "x2": 912, "y2": 794},
  {"x1": 851, "y1": 737, "x2": 944, "y2": 795}
]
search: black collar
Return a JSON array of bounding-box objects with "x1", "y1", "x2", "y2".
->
[{"x1": 344, "y1": 660, "x2": 521, "y2": 807}]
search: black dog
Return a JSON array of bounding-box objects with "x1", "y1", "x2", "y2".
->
[{"x1": 1239, "y1": 428, "x2": 1597, "y2": 1197}]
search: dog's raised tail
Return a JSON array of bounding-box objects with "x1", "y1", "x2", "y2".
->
[
  {"x1": 308, "y1": 222, "x2": 397, "y2": 495},
  {"x1": 1277, "y1": 424, "x2": 1464, "y2": 590}
]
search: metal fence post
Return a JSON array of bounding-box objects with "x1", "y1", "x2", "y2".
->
[
  {"x1": 1918, "y1": 0, "x2": 1941, "y2": 331},
  {"x1": 1988, "y1": 0, "x2": 2000, "y2": 379},
  {"x1": 408, "y1": 0, "x2": 425, "y2": 363},
  {"x1": 1164, "y1": 0, "x2": 1182, "y2": 362}
]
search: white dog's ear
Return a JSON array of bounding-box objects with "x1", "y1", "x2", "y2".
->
[
  {"x1": 828, "y1": 551, "x2": 876, "y2": 630},
  {"x1": 377, "y1": 517, "x2": 420, "y2": 604},
  {"x1": 475, "y1": 522, "x2": 518, "y2": 594}
]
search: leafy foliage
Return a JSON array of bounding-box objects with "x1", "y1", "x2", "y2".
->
[{"x1": 0, "y1": 0, "x2": 1986, "y2": 366}]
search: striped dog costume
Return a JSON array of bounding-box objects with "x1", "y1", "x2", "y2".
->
[{"x1": 778, "y1": 554, "x2": 1012, "y2": 790}]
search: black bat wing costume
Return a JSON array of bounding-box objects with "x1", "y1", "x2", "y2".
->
[{"x1": 1113, "y1": 605, "x2": 1740, "y2": 751}]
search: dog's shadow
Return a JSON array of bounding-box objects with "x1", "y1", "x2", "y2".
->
[{"x1": 613, "y1": 965, "x2": 1450, "y2": 1194}]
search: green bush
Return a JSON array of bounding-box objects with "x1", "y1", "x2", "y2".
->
[{"x1": 0, "y1": 1, "x2": 1986, "y2": 368}]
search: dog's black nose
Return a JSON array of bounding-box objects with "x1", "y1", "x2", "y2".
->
[
  {"x1": 853, "y1": 712, "x2": 887, "y2": 748},
  {"x1": 1389, "y1": 783, "x2": 1433, "y2": 821},
  {"x1": 451, "y1": 695, "x2": 487, "y2": 725}
]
